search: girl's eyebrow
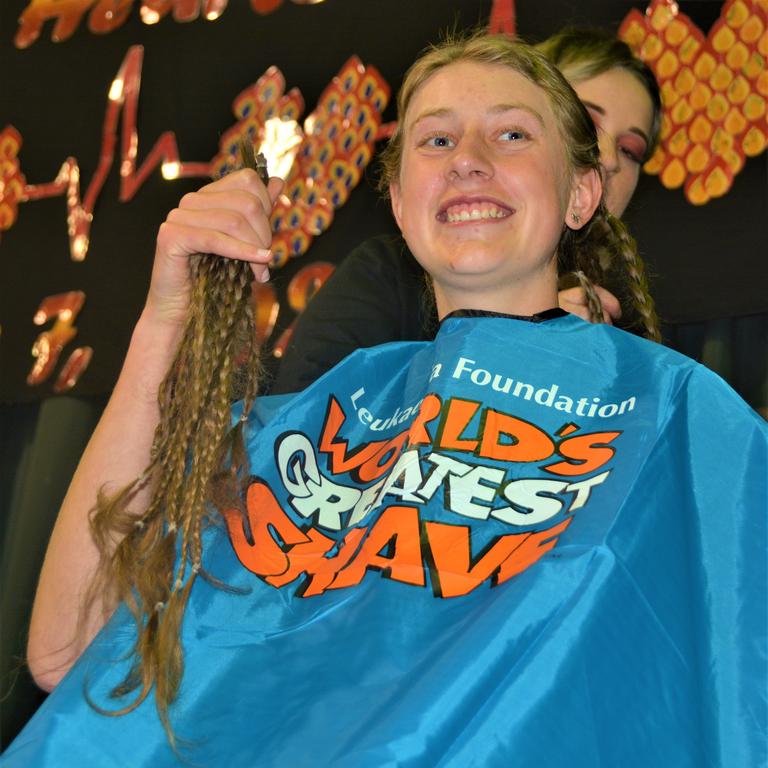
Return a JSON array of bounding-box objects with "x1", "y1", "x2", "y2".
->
[
  {"x1": 409, "y1": 103, "x2": 545, "y2": 132},
  {"x1": 581, "y1": 100, "x2": 649, "y2": 144}
]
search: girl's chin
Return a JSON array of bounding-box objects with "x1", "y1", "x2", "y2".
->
[{"x1": 442, "y1": 245, "x2": 518, "y2": 273}]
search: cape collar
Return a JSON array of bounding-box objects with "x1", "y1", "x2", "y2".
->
[{"x1": 441, "y1": 307, "x2": 567, "y2": 325}]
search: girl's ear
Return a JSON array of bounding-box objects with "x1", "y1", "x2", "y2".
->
[
  {"x1": 389, "y1": 180, "x2": 403, "y2": 230},
  {"x1": 566, "y1": 167, "x2": 602, "y2": 230}
]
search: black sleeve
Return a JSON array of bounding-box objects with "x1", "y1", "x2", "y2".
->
[{"x1": 271, "y1": 235, "x2": 429, "y2": 394}]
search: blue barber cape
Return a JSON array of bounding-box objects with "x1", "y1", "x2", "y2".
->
[{"x1": 3, "y1": 312, "x2": 766, "y2": 767}]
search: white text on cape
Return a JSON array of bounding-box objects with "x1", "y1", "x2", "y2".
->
[{"x1": 452, "y1": 357, "x2": 637, "y2": 419}]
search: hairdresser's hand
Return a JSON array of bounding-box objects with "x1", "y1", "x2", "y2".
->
[
  {"x1": 558, "y1": 285, "x2": 622, "y2": 324},
  {"x1": 146, "y1": 169, "x2": 284, "y2": 328}
]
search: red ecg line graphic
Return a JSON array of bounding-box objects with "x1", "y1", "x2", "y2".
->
[{"x1": 20, "y1": 46, "x2": 210, "y2": 262}]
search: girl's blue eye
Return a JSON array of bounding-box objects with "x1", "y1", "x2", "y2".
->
[
  {"x1": 500, "y1": 129, "x2": 527, "y2": 142},
  {"x1": 424, "y1": 135, "x2": 453, "y2": 148}
]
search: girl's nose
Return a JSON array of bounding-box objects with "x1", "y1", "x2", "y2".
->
[{"x1": 446, "y1": 136, "x2": 494, "y2": 180}]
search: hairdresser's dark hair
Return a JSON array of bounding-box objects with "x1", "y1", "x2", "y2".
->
[{"x1": 536, "y1": 26, "x2": 662, "y2": 161}]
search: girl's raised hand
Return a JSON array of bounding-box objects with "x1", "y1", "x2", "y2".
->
[{"x1": 145, "y1": 169, "x2": 284, "y2": 328}]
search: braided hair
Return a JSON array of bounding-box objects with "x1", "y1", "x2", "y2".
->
[{"x1": 85, "y1": 145, "x2": 264, "y2": 741}]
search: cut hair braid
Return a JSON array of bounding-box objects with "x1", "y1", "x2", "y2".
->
[{"x1": 85, "y1": 144, "x2": 265, "y2": 746}]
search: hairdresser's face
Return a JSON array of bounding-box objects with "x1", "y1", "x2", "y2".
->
[
  {"x1": 390, "y1": 61, "x2": 582, "y2": 316},
  {"x1": 572, "y1": 68, "x2": 653, "y2": 216}
]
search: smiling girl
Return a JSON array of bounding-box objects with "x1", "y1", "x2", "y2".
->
[{"x1": 273, "y1": 28, "x2": 665, "y2": 394}]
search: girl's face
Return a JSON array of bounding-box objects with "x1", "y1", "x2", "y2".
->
[
  {"x1": 390, "y1": 60, "x2": 598, "y2": 318},
  {"x1": 571, "y1": 68, "x2": 654, "y2": 217}
]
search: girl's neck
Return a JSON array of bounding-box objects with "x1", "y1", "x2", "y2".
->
[{"x1": 433, "y1": 282, "x2": 560, "y2": 321}]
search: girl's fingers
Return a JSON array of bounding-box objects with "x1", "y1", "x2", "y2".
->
[
  {"x1": 156, "y1": 220, "x2": 272, "y2": 265},
  {"x1": 558, "y1": 287, "x2": 590, "y2": 321},
  {"x1": 266, "y1": 176, "x2": 285, "y2": 205},
  {"x1": 195, "y1": 168, "x2": 274, "y2": 210},
  {"x1": 558, "y1": 285, "x2": 623, "y2": 325},
  {"x1": 165, "y1": 207, "x2": 273, "y2": 251},
  {"x1": 593, "y1": 285, "x2": 622, "y2": 323},
  {"x1": 250, "y1": 262, "x2": 271, "y2": 283}
]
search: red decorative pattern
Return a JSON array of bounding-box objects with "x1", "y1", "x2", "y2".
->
[
  {"x1": 15, "y1": 0, "x2": 327, "y2": 48},
  {"x1": 196, "y1": 56, "x2": 390, "y2": 264},
  {"x1": 15, "y1": 47, "x2": 388, "y2": 264},
  {"x1": 54, "y1": 345, "x2": 94, "y2": 392},
  {"x1": 20, "y1": 46, "x2": 203, "y2": 261}
]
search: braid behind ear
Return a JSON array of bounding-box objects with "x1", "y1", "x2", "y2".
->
[
  {"x1": 558, "y1": 207, "x2": 608, "y2": 325},
  {"x1": 604, "y1": 212, "x2": 661, "y2": 342},
  {"x1": 559, "y1": 205, "x2": 660, "y2": 341}
]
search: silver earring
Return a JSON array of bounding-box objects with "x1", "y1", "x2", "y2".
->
[{"x1": 571, "y1": 212, "x2": 581, "y2": 224}]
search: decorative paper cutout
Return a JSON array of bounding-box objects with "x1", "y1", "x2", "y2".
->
[
  {"x1": 272, "y1": 262, "x2": 335, "y2": 357},
  {"x1": 54, "y1": 345, "x2": 94, "y2": 392},
  {"x1": 270, "y1": 58, "x2": 389, "y2": 266},
  {"x1": 620, "y1": 0, "x2": 767, "y2": 204},
  {"x1": 140, "y1": 0, "x2": 228, "y2": 24},
  {"x1": 0, "y1": 127, "x2": 26, "y2": 236},
  {"x1": 210, "y1": 57, "x2": 390, "y2": 266},
  {"x1": 5, "y1": 47, "x2": 388, "y2": 266},
  {"x1": 11, "y1": 47, "x2": 201, "y2": 262},
  {"x1": 27, "y1": 291, "x2": 92, "y2": 388},
  {"x1": 488, "y1": 0, "x2": 517, "y2": 35},
  {"x1": 15, "y1": 0, "x2": 326, "y2": 48}
]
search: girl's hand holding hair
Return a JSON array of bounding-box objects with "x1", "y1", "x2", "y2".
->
[{"x1": 146, "y1": 169, "x2": 284, "y2": 331}]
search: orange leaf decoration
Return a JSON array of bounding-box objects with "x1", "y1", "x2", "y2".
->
[{"x1": 620, "y1": 0, "x2": 767, "y2": 205}]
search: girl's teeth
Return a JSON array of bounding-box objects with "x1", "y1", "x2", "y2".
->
[{"x1": 446, "y1": 206, "x2": 507, "y2": 222}]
